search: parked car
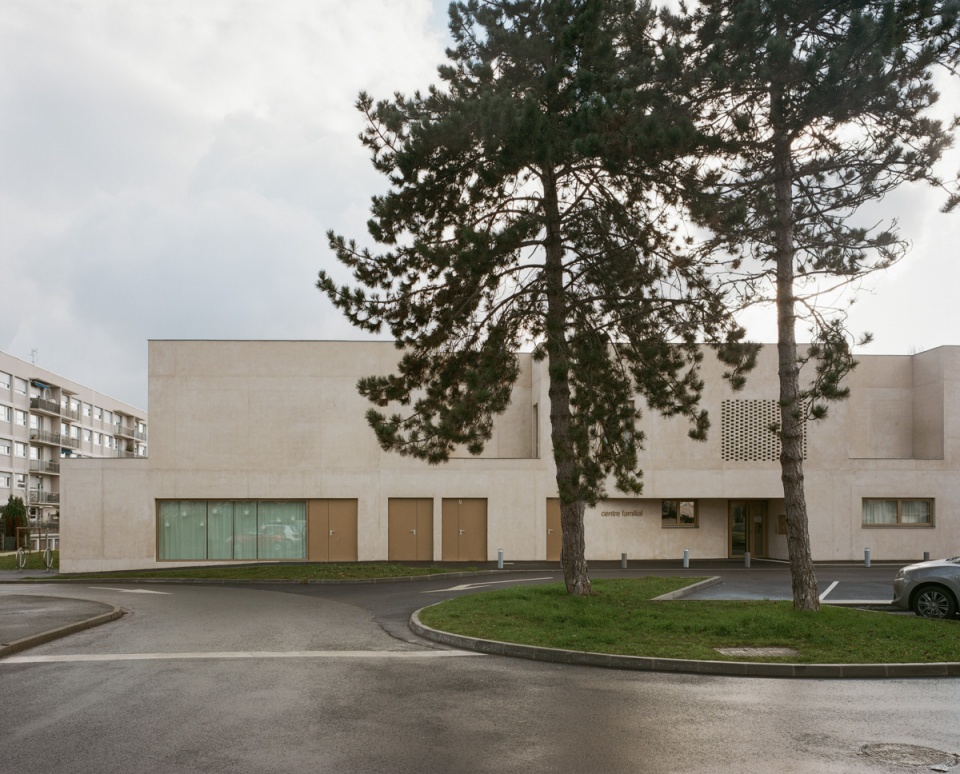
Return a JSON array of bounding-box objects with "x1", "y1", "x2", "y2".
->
[{"x1": 892, "y1": 556, "x2": 960, "y2": 619}]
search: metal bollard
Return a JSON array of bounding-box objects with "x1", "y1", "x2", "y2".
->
[
  {"x1": 497, "y1": 548, "x2": 503, "y2": 570},
  {"x1": 865, "y1": 547, "x2": 871, "y2": 568},
  {"x1": 683, "y1": 548, "x2": 690, "y2": 569},
  {"x1": 621, "y1": 552, "x2": 627, "y2": 570},
  {"x1": 744, "y1": 551, "x2": 751, "y2": 569},
  {"x1": 924, "y1": 551, "x2": 930, "y2": 561}
]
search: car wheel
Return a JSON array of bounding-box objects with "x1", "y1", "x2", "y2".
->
[{"x1": 911, "y1": 586, "x2": 958, "y2": 619}]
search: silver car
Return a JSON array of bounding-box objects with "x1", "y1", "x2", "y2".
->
[{"x1": 892, "y1": 557, "x2": 960, "y2": 619}]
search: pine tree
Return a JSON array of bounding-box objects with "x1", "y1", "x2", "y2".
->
[
  {"x1": 688, "y1": 0, "x2": 960, "y2": 610},
  {"x1": 319, "y1": 0, "x2": 754, "y2": 594}
]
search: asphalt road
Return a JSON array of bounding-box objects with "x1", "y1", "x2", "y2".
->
[{"x1": 1, "y1": 566, "x2": 958, "y2": 773}]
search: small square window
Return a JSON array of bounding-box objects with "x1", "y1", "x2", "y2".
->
[{"x1": 662, "y1": 500, "x2": 698, "y2": 528}]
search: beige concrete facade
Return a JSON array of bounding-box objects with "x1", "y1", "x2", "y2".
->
[{"x1": 60, "y1": 340, "x2": 959, "y2": 572}]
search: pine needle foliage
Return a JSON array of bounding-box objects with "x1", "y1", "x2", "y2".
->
[
  {"x1": 685, "y1": 0, "x2": 960, "y2": 609},
  {"x1": 319, "y1": 0, "x2": 756, "y2": 595}
]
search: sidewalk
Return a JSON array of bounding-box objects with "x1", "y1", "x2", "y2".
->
[{"x1": 0, "y1": 595, "x2": 124, "y2": 658}]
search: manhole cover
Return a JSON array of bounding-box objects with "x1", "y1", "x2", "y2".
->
[
  {"x1": 859, "y1": 743, "x2": 959, "y2": 768},
  {"x1": 714, "y1": 647, "x2": 800, "y2": 657}
]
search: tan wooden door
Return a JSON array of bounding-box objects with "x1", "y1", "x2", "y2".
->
[
  {"x1": 546, "y1": 498, "x2": 562, "y2": 561},
  {"x1": 308, "y1": 499, "x2": 358, "y2": 561},
  {"x1": 441, "y1": 498, "x2": 487, "y2": 561},
  {"x1": 388, "y1": 498, "x2": 433, "y2": 561}
]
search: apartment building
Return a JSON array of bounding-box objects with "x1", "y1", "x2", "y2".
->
[
  {"x1": 0, "y1": 350, "x2": 147, "y2": 524},
  {"x1": 60, "y1": 340, "x2": 957, "y2": 572}
]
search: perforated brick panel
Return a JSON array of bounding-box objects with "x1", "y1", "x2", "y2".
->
[{"x1": 721, "y1": 399, "x2": 806, "y2": 462}]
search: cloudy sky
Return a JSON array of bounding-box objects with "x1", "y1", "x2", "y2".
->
[{"x1": 2, "y1": 1, "x2": 959, "y2": 410}]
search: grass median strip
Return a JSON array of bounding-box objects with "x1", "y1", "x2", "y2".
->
[
  {"x1": 417, "y1": 578, "x2": 960, "y2": 664},
  {"x1": 52, "y1": 563, "x2": 468, "y2": 581}
]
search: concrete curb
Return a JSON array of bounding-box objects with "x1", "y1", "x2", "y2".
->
[
  {"x1": 0, "y1": 606, "x2": 125, "y2": 659},
  {"x1": 409, "y1": 576, "x2": 960, "y2": 680}
]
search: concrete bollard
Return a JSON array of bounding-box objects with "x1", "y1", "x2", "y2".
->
[
  {"x1": 683, "y1": 548, "x2": 690, "y2": 569},
  {"x1": 497, "y1": 548, "x2": 503, "y2": 570},
  {"x1": 865, "y1": 547, "x2": 871, "y2": 568},
  {"x1": 744, "y1": 551, "x2": 751, "y2": 569},
  {"x1": 621, "y1": 552, "x2": 627, "y2": 570}
]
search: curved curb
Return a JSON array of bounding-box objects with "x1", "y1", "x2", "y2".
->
[
  {"x1": 410, "y1": 578, "x2": 960, "y2": 679},
  {"x1": 0, "y1": 606, "x2": 125, "y2": 659}
]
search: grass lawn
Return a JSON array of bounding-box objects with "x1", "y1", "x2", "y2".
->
[
  {"x1": 0, "y1": 549, "x2": 59, "y2": 572},
  {"x1": 51, "y1": 563, "x2": 470, "y2": 581},
  {"x1": 417, "y1": 577, "x2": 960, "y2": 664}
]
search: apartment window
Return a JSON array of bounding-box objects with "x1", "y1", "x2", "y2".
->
[
  {"x1": 103, "y1": 410, "x2": 112, "y2": 424},
  {"x1": 104, "y1": 436, "x2": 112, "y2": 449},
  {"x1": 0, "y1": 372, "x2": 10, "y2": 390},
  {"x1": 94, "y1": 432, "x2": 102, "y2": 446},
  {"x1": 94, "y1": 406, "x2": 103, "y2": 420},
  {"x1": 0, "y1": 439, "x2": 10, "y2": 456},
  {"x1": 14, "y1": 442, "x2": 27, "y2": 458},
  {"x1": 71, "y1": 426, "x2": 80, "y2": 440},
  {"x1": 14, "y1": 410, "x2": 27, "y2": 427},
  {"x1": 28, "y1": 446, "x2": 39, "y2": 461},
  {"x1": 29, "y1": 414, "x2": 40, "y2": 430},
  {"x1": 0, "y1": 405, "x2": 10, "y2": 422},
  {"x1": 71, "y1": 400, "x2": 80, "y2": 413},
  {"x1": 862, "y1": 499, "x2": 933, "y2": 527},
  {"x1": 0, "y1": 474, "x2": 10, "y2": 489},
  {"x1": 15, "y1": 473, "x2": 25, "y2": 488},
  {"x1": 662, "y1": 500, "x2": 698, "y2": 527},
  {"x1": 14, "y1": 378, "x2": 27, "y2": 395},
  {"x1": 83, "y1": 429, "x2": 91, "y2": 442},
  {"x1": 83, "y1": 403, "x2": 91, "y2": 417}
]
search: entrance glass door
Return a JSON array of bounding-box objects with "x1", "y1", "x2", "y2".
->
[{"x1": 729, "y1": 501, "x2": 767, "y2": 558}]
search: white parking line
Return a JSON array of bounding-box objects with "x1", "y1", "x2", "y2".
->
[
  {"x1": 819, "y1": 581, "x2": 839, "y2": 601},
  {"x1": 4, "y1": 650, "x2": 484, "y2": 664},
  {"x1": 88, "y1": 587, "x2": 172, "y2": 595}
]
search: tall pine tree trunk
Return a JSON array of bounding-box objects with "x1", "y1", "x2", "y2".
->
[
  {"x1": 772, "y1": 108, "x2": 820, "y2": 612},
  {"x1": 542, "y1": 166, "x2": 591, "y2": 596}
]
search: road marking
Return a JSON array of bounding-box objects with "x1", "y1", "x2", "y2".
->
[
  {"x1": 4, "y1": 650, "x2": 484, "y2": 664},
  {"x1": 819, "y1": 581, "x2": 839, "y2": 601},
  {"x1": 87, "y1": 587, "x2": 172, "y2": 595},
  {"x1": 424, "y1": 577, "x2": 553, "y2": 593}
]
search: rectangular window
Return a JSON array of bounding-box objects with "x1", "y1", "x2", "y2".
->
[
  {"x1": 14, "y1": 442, "x2": 27, "y2": 458},
  {"x1": 14, "y1": 410, "x2": 27, "y2": 427},
  {"x1": 83, "y1": 403, "x2": 91, "y2": 417},
  {"x1": 662, "y1": 500, "x2": 698, "y2": 527},
  {"x1": 14, "y1": 378, "x2": 27, "y2": 395},
  {"x1": 0, "y1": 439, "x2": 10, "y2": 455},
  {"x1": 15, "y1": 473, "x2": 25, "y2": 488},
  {"x1": 94, "y1": 432, "x2": 102, "y2": 446},
  {"x1": 0, "y1": 405, "x2": 10, "y2": 422},
  {"x1": 71, "y1": 426, "x2": 80, "y2": 440},
  {"x1": 862, "y1": 499, "x2": 933, "y2": 526},
  {"x1": 94, "y1": 406, "x2": 103, "y2": 420},
  {"x1": 0, "y1": 372, "x2": 10, "y2": 390},
  {"x1": 158, "y1": 500, "x2": 307, "y2": 561},
  {"x1": 103, "y1": 410, "x2": 112, "y2": 424},
  {"x1": 84, "y1": 429, "x2": 91, "y2": 442},
  {"x1": 0, "y1": 474, "x2": 10, "y2": 489}
]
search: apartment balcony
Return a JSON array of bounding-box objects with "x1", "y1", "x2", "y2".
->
[
  {"x1": 29, "y1": 397, "x2": 61, "y2": 417},
  {"x1": 115, "y1": 425, "x2": 147, "y2": 441},
  {"x1": 29, "y1": 430, "x2": 81, "y2": 450},
  {"x1": 116, "y1": 450, "x2": 141, "y2": 459},
  {"x1": 62, "y1": 407, "x2": 80, "y2": 422},
  {"x1": 29, "y1": 460, "x2": 60, "y2": 475},
  {"x1": 28, "y1": 490, "x2": 60, "y2": 505}
]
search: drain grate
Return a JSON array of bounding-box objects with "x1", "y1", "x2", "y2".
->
[
  {"x1": 859, "y1": 743, "x2": 960, "y2": 768},
  {"x1": 714, "y1": 647, "x2": 800, "y2": 657}
]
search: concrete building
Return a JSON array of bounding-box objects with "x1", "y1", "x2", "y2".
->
[
  {"x1": 0, "y1": 350, "x2": 147, "y2": 526},
  {"x1": 60, "y1": 340, "x2": 957, "y2": 572}
]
